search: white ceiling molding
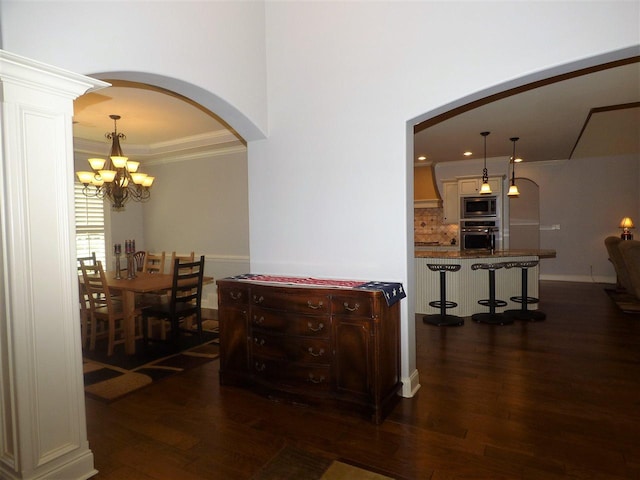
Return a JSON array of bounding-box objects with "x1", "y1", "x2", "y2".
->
[
  {"x1": 144, "y1": 145, "x2": 247, "y2": 166},
  {"x1": 74, "y1": 130, "x2": 245, "y2": 165}
]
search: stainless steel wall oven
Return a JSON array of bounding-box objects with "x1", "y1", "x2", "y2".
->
[{"x1": 460, "y1": 219, "x2": 500, "y2": 251}]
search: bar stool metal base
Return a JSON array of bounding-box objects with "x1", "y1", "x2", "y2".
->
[
  {"x1": 504, "y1": 260, "x2": 546, "y2": 322},
  {"x1": 423, "y1": 313, "x2": 464, "y2": 327},
  {"x1": 422, "y1": 264, "x2": 464, "y2": 327},
  {"x1": 503, "y1": 308, "x2": 546, "y2": 322},
  {"x1": 471, "y1": 262, "x2": 512, "y2": 326},
  {"x1": 472, "y1": 311, "x2": 513, "y2": 325}
]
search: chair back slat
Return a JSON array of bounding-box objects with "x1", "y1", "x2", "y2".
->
[
  {"x1": 80, "y1": 260, "x2": 115, "y2": 314},
  {"x1": 169, "y1": 256, "x2": 205, "y2": 314},
  {"x1": 169, "y1": 251, "x2": 195, "y2": 276},
  {"x1": 143, "y1": 252, "x2": 166, "y2": 274},
  {"x1": 77, "y1": 252, "x2": 97, "y2": 271}
]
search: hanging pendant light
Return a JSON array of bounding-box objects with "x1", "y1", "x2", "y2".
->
[
  {"x1": 479, "y1": 131, "x2": 492, "y2": 194},
  {"x1": 76, "y1": 115, "x2": 155, "y2": 211},
  {"x1": 507, "y1": 136, "x2": 520, "y2": 197}
]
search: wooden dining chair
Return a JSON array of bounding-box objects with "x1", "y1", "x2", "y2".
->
[
  {"x1": 169, "y1": 251, "x2": 195, "y2": 276},
  {"x1": 133, "y1": 251, "x2": 146, "y2": 272},
  {"x1": 80, "y1": 260, "x2": 141, "y2": 356},
  {"x1": 142, "y1": 251, "x2": 166, "y2": 274},
  {"x1": 77, "y1": 253, "x2": 97, "y2": 349},
  {"x1": 142, "y1": 256, "x2": 206, "y2": 344}
]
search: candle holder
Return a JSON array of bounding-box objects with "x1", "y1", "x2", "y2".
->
[
  {"x1": 114, "y1": 253, "x2": 122, "y2": 280},
  {"x1": 126, "y1": 252, "x2": 136, "y2": 279}
]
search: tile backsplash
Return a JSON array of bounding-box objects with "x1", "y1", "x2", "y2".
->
[{"x1": 414, "y1": 207, "x2": 459, "y2": 245}]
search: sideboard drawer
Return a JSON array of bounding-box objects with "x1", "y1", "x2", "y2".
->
[
  {"x1": 250, "y1": 287, "x2": 329, "y2": 314},
  {"x1": 251, "y1": 308, "x2": 330, "y2": 338},
  {"x1": 251, "y1": 332, "x2": 330, "y2": 364},
  {"x1": 218, "y1": 285, "x2": 249, "y2": 305},
  {"x1": 331, "y1": 295, "x2": 374, "y2": 317}
]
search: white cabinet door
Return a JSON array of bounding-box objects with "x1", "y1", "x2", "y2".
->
[
  {"x1": 459, "y1": 177, "x2": 502, "y2": 196},
  {"x1": 458, "y1": 178, "x2": 479, "y2": 195},
  {"x1": 442, "y1": 181, "x2": 459, "y2": 224}
]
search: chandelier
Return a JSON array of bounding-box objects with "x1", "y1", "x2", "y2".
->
[{"x1": 76, "y1": 114, "x2": 155, "y2": 210}]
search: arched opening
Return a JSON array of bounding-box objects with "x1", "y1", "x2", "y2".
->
[
  {"x1": 74, "y1": 74, "x2": 255, "y2": 400},
  {"x1": 407, "y1": 46, "x2": 638, "y2": 353}
]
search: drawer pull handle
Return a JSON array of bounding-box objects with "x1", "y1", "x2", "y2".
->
[
  {"x1": 230, "y1": 291, "x2": 242, "y2": 300},
  {"x1": 308, "y1": 374, "x2": 325, "y2": 384},
  {"x1": 343, "y1": 302, "x2": 360, "y2": 312},
  {"x1": 253, "y1": 295, "x2": 264, "y2": 304},
  {"x1": 307, "y1": 300, "x2": 324, "y2": 310},
  {"x1": 307, "y1": 347, "x2": 325, "y2": 357},
  {"x1": 254, "y1": 337, "x2": 265, "y2": 346},
  {"x1": 254, "y1": 316, "x2": 264, "y2": 325},
  {"x1": 307, "y1": 322, "x2": 324, "y2": 332},
  {"x1": 255, "y1": 362, "x2": 266, "y2": 372}
]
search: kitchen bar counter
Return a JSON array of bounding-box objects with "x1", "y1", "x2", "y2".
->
[
  {"x1": 415, "y1": 248, "x2": 556, "y2": 259},
  {"x1": 415, "y1": 249, "x2": 555, "y2": 316}
]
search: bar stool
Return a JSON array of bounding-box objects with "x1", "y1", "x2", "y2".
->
[
  {"x1": 471, "y1": 262, "x2": 512, "y2": 325},
  {"x1": 504, "y1": 260, "x2": 546, "y2": 321},
  {"x1": 423, "y1": 264, "x2": 464, "y2": 327}
]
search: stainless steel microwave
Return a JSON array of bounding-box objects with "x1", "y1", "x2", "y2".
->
[{"x1": 461, "y1": 196, "x2": 497, "y2": 218}]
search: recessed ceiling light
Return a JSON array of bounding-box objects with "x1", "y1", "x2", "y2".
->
[
  {"x1": 463, "y1": 151, "x2": 472, "y2": 156},
  {"x1": 417, "y1": 155, "x2": 427, "y2": 161}
]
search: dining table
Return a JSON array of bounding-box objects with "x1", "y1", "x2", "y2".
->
[{"x1": 81, "y1": 271, "x2": 213, "y2": 355}]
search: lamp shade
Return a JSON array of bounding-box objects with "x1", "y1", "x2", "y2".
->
[
  {"x1": 88, "y1": 157, "x2": 106, "y2": 170},
  {"x1": 479, "y1": 182, "x2": 492, "y2": 194},
  {"x1": 620, "y1": 217, "x2": 634, "y2": 229}
]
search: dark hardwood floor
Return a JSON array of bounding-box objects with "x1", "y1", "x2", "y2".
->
[{"x1": 86, "y1": 281, "x2": 640, "y2": 479}]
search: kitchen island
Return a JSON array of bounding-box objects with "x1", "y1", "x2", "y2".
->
[{"x1": 415, "y1": 249, "x2": 556, "y2": 316}]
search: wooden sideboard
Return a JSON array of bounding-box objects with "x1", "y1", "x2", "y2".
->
[{"x1": 217, "y1": 277, "x2": 402, "y2": 424}]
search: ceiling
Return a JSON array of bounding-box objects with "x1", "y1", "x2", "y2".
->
[
  {"x1": 73, "y1": 62, "x2": 639, "y2": 167},
  {"x1": 73, "y1": 80, "x2": 244, "y2": 164},
  {"x1": 414, "y1": 59, "x2": 640, "y2": 165}
]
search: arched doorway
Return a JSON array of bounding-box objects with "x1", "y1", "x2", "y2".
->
[{"x1": 508, "y1": 178, "x2": 541, "y2": 250}]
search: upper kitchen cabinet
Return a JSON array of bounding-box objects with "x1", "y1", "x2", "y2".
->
[
  {"x1": 414, "y1": 164, "x2": 443, "y2": 208},
  {"x1": 458, "y1": 176, "x2": 502, "y2": 196}
]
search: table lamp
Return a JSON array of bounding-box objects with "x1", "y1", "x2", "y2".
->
[{"x1": 619, "y1": 217, "x2": 634, "y2": 240}]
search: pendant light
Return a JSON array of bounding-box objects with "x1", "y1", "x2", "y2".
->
[
  {"x1": 479, "y1": 131, "x2": 492, "y2": 194},
  {"x1": 507, "y1": 136, "x2": 520, "y2": 197}
]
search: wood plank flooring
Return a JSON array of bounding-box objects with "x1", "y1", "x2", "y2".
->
[{"x1": 85, "y1": 281, "x2": 640, "y2": 479}]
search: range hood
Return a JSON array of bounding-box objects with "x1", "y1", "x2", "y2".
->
[{"x1": 414, "y1": 163, "x2": 442, "y2": 208}]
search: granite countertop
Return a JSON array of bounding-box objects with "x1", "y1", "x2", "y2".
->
[{"x1": 414, "y1": 249, "x2": 556, "y2": 259}]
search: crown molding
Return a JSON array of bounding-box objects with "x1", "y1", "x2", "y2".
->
[
  {"x1": 144, "y1": 145, "x2": 246, "y2": 166},
  {"x1": 74, "y1": 130, "x2": 245, "y2": 164}
]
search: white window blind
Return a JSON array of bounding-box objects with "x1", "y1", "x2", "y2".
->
[{"x1": 74, "y1": 183, "x2": 106, "y2": 267}]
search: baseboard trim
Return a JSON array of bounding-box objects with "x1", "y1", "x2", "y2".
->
[
  {"x1": 400, "y1": 368, "x2": 420, "y2": 398},
  {"x1": 540, "y1": 274, "x2": 616, "y2": 284}
]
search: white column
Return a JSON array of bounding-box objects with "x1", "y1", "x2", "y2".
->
[{"x1": 0, "y1": 51, "x2": 108, "y2": 480}]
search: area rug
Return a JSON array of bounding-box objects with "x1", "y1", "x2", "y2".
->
[
  {"x1": 252, "y1": 445, "x2": 395, "y2": 480},
  {"x1": 605, "y1": 287, "x2": 640, "y2": 313},
  {"x1": 83, "y1": 319, "x2": 219, "y2": 402}
]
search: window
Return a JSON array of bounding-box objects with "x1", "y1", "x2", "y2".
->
[{"x1": 74, "y1": 183, "x2": 106, "y2": 267}]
